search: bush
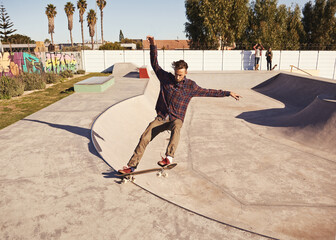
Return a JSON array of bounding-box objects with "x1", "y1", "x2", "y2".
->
[
  {"x1": 59, "y1": 70, "x2": 74, "y2": 78},
  {"x1": 62, "y1": 45, "x2": 91, "y2": 51},
  {"x1": 19, "y1": 73, "x2": 46, "y2": 91},
  {"x1": 0, "y1": 76, "x2": 24, "y2": 99},
  {"x1": 76, "y1": 69, "x2": 85, "y2": 74},
  {"x1": 44, "y1": 72, "x2": 62, "y2": 84},
  {"x1": 99, "y1": 42, "x2": 123, "y2": 50}
]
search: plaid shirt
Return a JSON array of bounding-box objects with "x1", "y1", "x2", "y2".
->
[{"x1": 150, "y1": 45, "x2": 230, "y2": 122}]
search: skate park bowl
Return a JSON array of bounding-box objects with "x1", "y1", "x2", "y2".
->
[{"x1": 91, "y1": 63, "x2": 336, "y2": 240}]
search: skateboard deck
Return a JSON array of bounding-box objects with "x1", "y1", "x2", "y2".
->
[
  {"x1": 117, "y1": 163, "x2": 177, "y2": 183},
  {"x1": 271, "y1": 64, "x2": 277, "y2": 70}
]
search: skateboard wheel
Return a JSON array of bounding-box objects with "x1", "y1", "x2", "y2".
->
[
  {"x1": 157, "y1": 171, "x2": 162, "y2": 177},
  {"x1": 162, "y1": 172, "x2": 168, "y2": 178},
  {"x1": 130, "y1": 176, "x2": 135, "y2": 182},
  {"x1": 121, "y1": 178, "x2": 128, "y2": 184}
]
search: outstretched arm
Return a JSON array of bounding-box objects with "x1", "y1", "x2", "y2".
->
[
  {"x1": 192, "y1": 82, "x2": 242, "y2": 101},
  {"x1": 146, "y1": 35, "x2": 170, "y2": 82},
  {"x1": 147, "y1": 35, "x2": 159, "y2": 72}
]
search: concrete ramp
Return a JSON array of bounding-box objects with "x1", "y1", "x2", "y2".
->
[
  {"x1": 252, "y1": 73, "x2": 336, "y2": 108},
  {"x1": 111, "y1": 62, "x2": 139, "y2": 77},
  {"x1": 239, "y1": 73, "x2": 336, "y2": 155},
  {"x1": 91, "y1": 67, "x2": 336, "y2": 240}
]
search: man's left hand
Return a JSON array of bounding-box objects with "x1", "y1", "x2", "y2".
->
[{"x1": 230, "y1": 92, "x2": 242, "y2": 101}]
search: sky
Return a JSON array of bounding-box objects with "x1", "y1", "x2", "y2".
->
[{"x1": 2, "y1": 0, "x2": 311, "y2": 44}]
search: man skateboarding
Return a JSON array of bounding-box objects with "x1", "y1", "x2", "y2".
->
[{"x1": 118, "y1": 36, "x2": 241, "y2": 174}]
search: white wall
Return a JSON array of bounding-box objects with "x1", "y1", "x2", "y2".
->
[{"x1": 82, "y1": 50, "x2": 336, "y2": 80}]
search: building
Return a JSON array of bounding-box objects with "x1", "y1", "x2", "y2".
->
[
  {"x1": 120, "y1": 43, "x2": 137, "y2": 50},
  {"x1": 142, "y1": 39, "x2": 190, "y2": 50}
]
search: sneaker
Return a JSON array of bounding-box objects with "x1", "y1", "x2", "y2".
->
[
  {"x1": 158, "y1": 157, "x2": 171, "y2": 167},
  {"x1": 118, "y1": 166, "x2": 135, "y2": 174}
]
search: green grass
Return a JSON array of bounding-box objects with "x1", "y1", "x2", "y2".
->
[{"x1": 0, "y1": 73, "x2": 109, "y2": 130}]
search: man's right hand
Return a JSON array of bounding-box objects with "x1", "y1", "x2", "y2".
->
[{"x1": 147, "y1": 36, "x2": 155, "y2": 45}]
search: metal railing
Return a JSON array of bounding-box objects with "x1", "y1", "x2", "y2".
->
[{"x1": 290, "y1": 65, "x2": 313, "y2": 76}]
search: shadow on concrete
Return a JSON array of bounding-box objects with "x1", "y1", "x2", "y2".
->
[
  {"x1": 123, "y1": 71, "x2": 139, "y2": 78},
  {"x1": 236, "y1": 106, "x2": 297, "y2": 127},
  {"x1": 102, "y1": 65, "x2": 113, "y2": 73},
  {"x1": 23, "y1": 119, "x2": 103, "y2": 160},
  {"x1": 101, "y1": 170, "x2": 124, "y2": 184}
]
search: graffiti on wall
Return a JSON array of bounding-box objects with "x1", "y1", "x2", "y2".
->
[
  {"x1": 23, "y1": 53, "x2": 44, "y2": 73},
  {"x1": 44, "y1": 53, "x2": 79, "y2": 73},
  {"x1": 0, "y1": 52, "x2": 44, "y2": 76},
  {"x1": 0, "y1": 52, "x2": 81, "y2": 76}
]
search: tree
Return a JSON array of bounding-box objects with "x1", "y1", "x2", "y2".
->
[
  {"x1": 77, "y1": 0, "x2": 87, "y2": 49},
  {"x1": 87, "y1": 9, "x2": 97, "y2": 49},
  {"x1": 302, "y1": 0, "x2": 336, "y2": 49},
  {"x1": 99, "y1": 42, "x2": 123, "y2": 50},
  {"x1": 0, "y1": 5, "x2": 16, "y2": 42},
  {"x1": 185, "y1": 0, "x2": 248, "y2": 50},
  {"x1": 119, "y1": 29, "x2": 124, "y2": 42},
  {"x1": 64, "y1": 2, "x2": 75, "y2": 47},
  {"x1": 247, "y1": 0, "x2": 282, "y2": 49},
  {"x1": 285, "y1": 4, "x2": 305, "y2": 49},
  {"x1": 45, "y1": 4, "x2": 57, "y2": 45},
  {"x1": 96, "y1": 0, "x2": 106, "y2": 43},
  {"x1": 6, "y1": 34, "x2": 35, "y2": 44}
]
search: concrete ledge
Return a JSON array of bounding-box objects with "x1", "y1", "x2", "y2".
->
[{"x1": 74, "y1": 76, "x2": 115, "y2": 93}]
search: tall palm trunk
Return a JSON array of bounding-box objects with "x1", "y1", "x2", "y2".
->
[
  {"x1": 70, "y1": 30, "x2": 73, "y2": 47},
  {"x1": 50, "y1": 32, "x2": 54, "y2": 45},
  {"x1": 68, "y1": 15, "x2": 74, "y2": 47},
  {"x1": 48, "y1": 16, "x2": 55, "y2": 45},
  {"x1": 96, "y1": 0, "x2": 106, "y2": 44},
  {"x1": 65, "y1": 2, "x2": 75, "y2": 47},
  {"x1": 46, "y1": 4, "x2": 57, "y2": 47},
  {"x1": 81, "y1": 19, "x2": 84, "y2": 48},
  {"x1": 100, "y1": 10, "x2": 104, "y2": 43}
]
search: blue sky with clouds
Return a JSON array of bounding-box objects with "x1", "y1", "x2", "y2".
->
[{"x1": 3, "y1": 0, "x2": 310, "y2": 44}]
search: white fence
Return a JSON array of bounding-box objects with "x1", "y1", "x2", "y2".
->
[{"x1": 82, "y1": 50, "x2": 336, "y2": 80}]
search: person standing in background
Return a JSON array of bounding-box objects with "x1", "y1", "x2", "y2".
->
[
  {"x1": 253, "y1": 43, "x2": 264, "y2": 70},
  {"x1": 266, "y1": 47, "x2": 273, "y2": 71}
]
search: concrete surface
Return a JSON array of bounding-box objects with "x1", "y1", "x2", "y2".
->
[
  {"x1": 74, "y1": 76, "x2": 115, "y2": 92},
  {"x1": 92, "y1": 65, "x2": 336, "y2": 240},
  {"x1": 0, "y1": 62, "x2": 335, "y2": 240}
]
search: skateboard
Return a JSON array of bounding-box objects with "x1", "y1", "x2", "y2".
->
[
  {"x1": 271, "y1": 64, "x2": 277, "y2": 70},
  {"x1": 117, "y1": 163, "x2": 177, "y2": 184}
]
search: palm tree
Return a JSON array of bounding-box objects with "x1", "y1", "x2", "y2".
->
[
  {"x1": 96, "y1": 0, "x2": 106, "y2": 44},
  {"x1": 77, "y1": 0, "x2": 87, "y2": 49},
  {"x1": 87, "y1": 9, "x2": 97, "y2": 49},
  {"x1": 64, "y1": 2, "x2": 75, "y2": 47},
  {"x1": 45, "y1": 4, "x2": 57, "y2": 45}
]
